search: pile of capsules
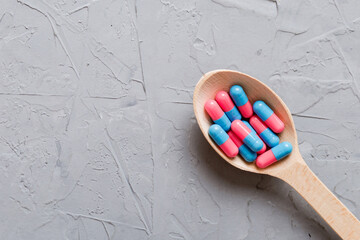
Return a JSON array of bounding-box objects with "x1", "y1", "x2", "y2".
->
[{"x1": 205, "y1": 85, "x2": 292, "y2": 168}]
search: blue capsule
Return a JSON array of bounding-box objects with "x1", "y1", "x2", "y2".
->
[
  {"x1": 250, "y1": 115, "x2": 279, "y2": 148},
  {"x1": 225, "y1": 107, "x2": 242, "y2": 122},
  {"x1": 242, "y1": 120, "x2": 267, "y2": 154},
  {"x1": 209, "y1": 124, "x2": 239, "y2": 157},
  {"x1": 228, "y1": 130, "x2": 257, "y2": 162},
  {"x1": 214, "y1": 114, "x2": 231, "y2": 132},
  {"x1": 243, "y1": 121, "x2": 256, "y2": 134},
  {"x1": 229, "y1": 85, "x2": 253, "y2": 118},
  {"x1": 205, "y1": 100, "x2": 231, "y2": 131},
  {"x1": 272, "y1": 141, "x2": 293, "y2": 160},
  {"x1": 253, "y1": 100, "x2": 274, "y2": 120},
  {"x1": 256, "y1": 142, "x2": 293, "y2": 168},
  {"x1": 259, "y1": 128, "x2": 280, "y2": 148},
  {"x1": 253, "y1": 100, "x2": 284, "y2": 133},
  {"x1": 239, "y1": 145, "x2": 257, "y2": 162},
  {"x1": 216, "y1": 91, "x2": 242, "y2": 122}
]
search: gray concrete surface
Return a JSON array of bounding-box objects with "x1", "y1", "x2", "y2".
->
[{"x1": 1, "y1": 0, "x2": 360, "y2": 239}]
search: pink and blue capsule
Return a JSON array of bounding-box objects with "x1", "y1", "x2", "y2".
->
[
  {"x1": 253, "y1": 101, "x2": 284, "y2": 133},
  {"x1": 215, "y1": 91, "x2": 242, "y2": 121},
  {"x1": 209, "y1": 124, "x2": 239, "y2": 158},
  {"x1": 242, "y1": 120, "x2": 256, "y2": 133},
  {"x1": 228, "y1": 130, "x2": 257, "y2": 162},
  {"x1": 231, "y1": 120, "x2": 264, "y2": 153},
  {"x1": 205, "y1": 100, "x2": 231, "y2": 131},
  {"x1": 250, "y1": 115, "x2": 279, "y2": 148},
  {"x1": 229, "y1": 85, "x2": 253, "y2": 118},
  {"x1": 256, "y1": 142, "x2": 293, "y2": 168},
  {"x1": 242, "y1": 120, "x2": 266, "y2": 154}
]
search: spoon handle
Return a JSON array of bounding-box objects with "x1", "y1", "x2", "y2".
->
[{"x1": 279, "y1": 161, "x2": 360, "y2": 239}]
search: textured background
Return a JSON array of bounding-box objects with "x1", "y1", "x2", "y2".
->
[{"x1": 1, "y1": 0, "x2": 360, "y2": 239}]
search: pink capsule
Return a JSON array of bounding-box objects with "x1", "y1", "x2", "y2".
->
[
  {"x1": 243, "y1": 121, "x2": 266, "y2": 154},
  {"x1": 257, "y1": 141, "x2": 266, "y2": 154},
  {"x1": 230, "y1": 85, "x2": 253, "y2": 118},
  {"x1": 250, "y1": 115, "x2": 280, "y2": 148},
  {"x1": 205, "y1": 100, "x2": 231, "y2": 131},
  {"x1": 253, "y1": 101, "x2": 284, "y2": 133},
  {"x1": 249, "y1": 116, "x2": 267, "y2": 133},
  {"x1": 228, "y1": 130, "x2": 257, "y2": 162},
  {"x1": 215, "y1": 91, "x2": 242, "y2": 122},
  {"x1": 239, "y1": 101, "x2": 253, "y2": 118},
  {"x1": 256, "y1": 142, "x2": 293, "y2": 168},
  {"x1": 231, "y1": 120, "x2": 264, "y2": 153},
  {"x1": 209, "y1": 124, "x2": 238, "y2": 158},
  {"x1": 256, "y1": 150, "x2": 277, "y2": 168},
  {"x1": 265, "y1": 114, "x2": 284, "y2": 134},
  {"x1": 220, "y1": 140, "x2": 238, "y2": 158},
  {"x1": 228, "y1": 130, "x2": 242, "y2": 147}
]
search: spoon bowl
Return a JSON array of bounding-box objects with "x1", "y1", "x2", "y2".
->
[
  {"x1": 193, "y1": 69, "x2": 300, "y2": 176},
  {"x1": 193, "y1": 69, "x2": 360, "y2": 239}
]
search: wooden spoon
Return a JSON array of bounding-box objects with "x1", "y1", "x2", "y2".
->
[{"x1": 193, "y1": 69, "x2": 360, "y2": 239}]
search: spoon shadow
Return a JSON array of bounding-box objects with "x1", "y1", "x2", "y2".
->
[{"x1": 190, "y1": 121, "x2": 338, "y2": 239}]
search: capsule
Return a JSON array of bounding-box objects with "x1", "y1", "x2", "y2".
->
[
  {"x1": 242, "y1": 121, "x2": 266, "y2": 154},
  {"x1": 215, "y1": 91, "x2": 242, "y2": 121},
  {"x1": 229, "y1": 85, "x2": 253, "y2": 118},
  {"x1": 249, "y1": 115, "x2": 279, "y2": 148},
  {"x1": 205, "y1": 100, "x2": 231, "y2": 131},
  {"x1": 209, "y1": 124, "x2": 238, "y2": 158},
  {"x1": 253, "y1": 101, "x2": 284, "y2": 133},
  {"x1": 231, "y1": 120, "x2": 264, "y2": 152},
  {"x1": 228, "y1": 130, "x2": 257, "y2": 162},
  {"x1": 256, "y1": 142, "x2": 293, "y2": 168}
]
